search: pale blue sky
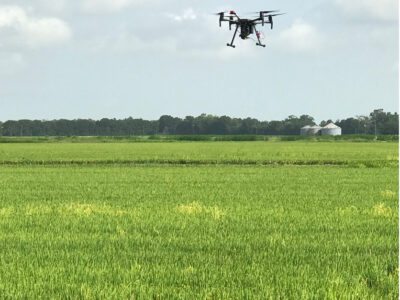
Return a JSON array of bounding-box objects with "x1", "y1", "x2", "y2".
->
[{"x1": 0, "y1": 0, "x2": 398, "y2": 122}]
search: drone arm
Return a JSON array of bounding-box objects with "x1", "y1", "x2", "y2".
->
[{"x1": 230, "y1": 11, "x2": 241, "y2": 20}]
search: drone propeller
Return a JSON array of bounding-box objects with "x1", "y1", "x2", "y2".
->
[
  {"x1": 260, "y1": 10, "x2": 279, "y2": 14},
  {"x1": 213, "y1": 11, "x2": 239, "y2": 27},
  {"x1": 254, "y1": 13, "x2": 284, "y2": 29},
  {"x1": 269, "y1": 15, "x2": 273, "y2": 29},
  {"x1": 212, "y1": 11, "x2": 228, "y2": 15},
  {"x1": 247, "y1": 10, "x2": 278, "y2": 15},
  {"x1": 267, "y1": 13, "x2": 285, "y2": 29},
  {"x1": 247, "y1": 10, "x2": 280, "y2": 26},
  {"x1": 213, "y1": 10, "x2": 238, "y2": 15},
  {"x1": 213, "y1": 12, "x2": 226, "y2": 27},
  {"x1": 267, "y1": 13, "x2": 285, "y2": 16}
]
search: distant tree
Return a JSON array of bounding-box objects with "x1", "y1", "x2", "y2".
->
[
  {"x1": 0, "y1": 109, "x2": 397, "y2": 137},
  {"x1": 176, "y1": 116, "x2": 197, "y2": 134},
  {"x1": 299, "y1": 115, "x2": 316, "y2": 126},
  {"x1": 320, "y1": 119, "x2": 333, "y2": 127},
  {"x1": 368, "y1": 110, "x2": 399, "y2": 135},
  {"x1": 281, "y1": 115, "x2": 316, "y2": 135},
  {"x1": 159, "y1": 115, "x2": 181, "y2": 135},
  {"x1": 381, "y1": 112, "x2": 399, "y2": 134},
  {"x1": 267, "y1": 120, "x2": 284, "y2": 135}
]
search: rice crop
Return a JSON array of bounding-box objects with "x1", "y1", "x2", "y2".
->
[
  {"x1": 0, "y1": 141, "x2": 398, "y2": 299},
  {"x1": 0, "y1": 142, "x2": 397, "y2": 167}
]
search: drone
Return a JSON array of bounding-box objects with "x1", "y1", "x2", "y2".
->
[{"x1": 215, "y1": 10, "x2": 284, "y2": 48}]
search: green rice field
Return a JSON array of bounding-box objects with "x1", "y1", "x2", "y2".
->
[{"x1": 0, "y1": 141, "x2": 398, "y2": 299}]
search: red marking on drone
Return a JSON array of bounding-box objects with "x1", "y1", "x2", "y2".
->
[{"x1": 230, "y1": 11, "x2": 236, "y2": 14}]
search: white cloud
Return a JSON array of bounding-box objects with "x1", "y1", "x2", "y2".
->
[
  {"x1": 36, "y1": 0, "x2": 66, "y2": 13},
  {"x1": 0, "y1": 5, "x2": 72, "y2": 49},
  {"x1": 85, "y1": 32, "x2": 179, "y2": 54},
  {"x1": 273, "y1": 19, "x2": 324, "y2": 53},
  {"x1": 81, "y1": 0, "x2": 162, "y2": 14},
  {"x1": 166, "y1": 8, "x2": 197, "y2": 22},
  {"x1": 83, "y1": 10, "x2": 257, "y2": 60},
  {"x1": 335, "y1": 0, "x2": 398, "y2": 21}
]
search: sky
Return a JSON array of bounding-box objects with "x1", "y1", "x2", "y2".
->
[{"x1": 0, "y1": 0, "x2": 398, "y2": 122}]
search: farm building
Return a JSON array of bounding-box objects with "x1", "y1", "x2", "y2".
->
[
  {"x1": 300, "y1": 123, "x2": 342, "y2": 136},
  {"x1": 300, "y1": 125, "x2": 322, "y2": 136},
  {"x1": 300, "y1": 125, "x2": 311, "y2": 135},
  {"x1": 321, "y1": 123, "x2": 342, "y2": 136}
]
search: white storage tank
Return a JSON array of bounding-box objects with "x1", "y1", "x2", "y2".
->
[
  {"x1": 321, "y1": 123, "x2": 342, "y2": 136},
  {"x1": 308, "y1": 125, "x2": 322, "y2": 136},
  {"x1": 300, "y1": 125, "x2": 311, "y2": 136}
]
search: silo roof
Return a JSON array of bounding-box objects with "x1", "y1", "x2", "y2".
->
[
  {"x1": 301, "y1": 125, "x2": 312, "y2": 129},
  {"x1": 324, "y1": 123, "x2": 340, "y2": 129},
  {"x1": 310, "y1": 125, "x2": 322, "y2": 129}
]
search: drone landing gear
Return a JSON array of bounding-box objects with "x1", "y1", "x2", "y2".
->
[
  {"x1": 254, "y1": 25, "x2": 266, "y2": 48},
  {"x1": 227, "y1": 25, "x2": 239, "y2": 48}
]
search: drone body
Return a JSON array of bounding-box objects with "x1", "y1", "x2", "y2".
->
[{"x1": 216, "y1": 11, "x2": 284, "y2": 48}]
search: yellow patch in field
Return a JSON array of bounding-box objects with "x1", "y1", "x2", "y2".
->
[
  {"x1": 266, "y1": 207, "x2": 285, "y2": 217},
  {"x1": 370, "y1": 203, "x2": 392, "y2": 217},
  {"x1": 177, "y1": 202, "x2": 225, "y2": 219},
  {"x1": 268, "y1": 233, "x2": 285, "y2": 246},
  {"x1": 381, "y1": 190, "x2": 396, "y2": 199},
  {"x1": 182, "y1": 266, "x2": 196, "y2": 274},
  {"x1": 338, "y1": 205, "x2": 358, "y2": 216},
  {"x1": 178, "y1": 202, "x2": 203, "y2": 214},
  {"x1": 25, "y1": 204, "x2": 52, "y2": 216},
  {"x1": 116, "y1": 225, "x2": 126, "y2": 237},
  {"x1": 386, "y1": 155, "x2": 399, "y2": 161},
  {"x1": 0, "y1": 206, "x2": 13, "y2": 217},
  {"x1": 59, "y1": 203, "x2": 125, "y2": 217}
]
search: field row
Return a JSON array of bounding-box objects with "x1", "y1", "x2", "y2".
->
[
  {"x1": 0, "y1": 142, "x2": 398, "y2": 167},
  {"x1": 0, "y1": 165, "x2": 398, "y2": 298}
]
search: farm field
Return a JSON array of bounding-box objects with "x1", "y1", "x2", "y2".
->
[
  {"x1": 0, "y1": 141, "x2": 398, "y2": 298},
  {"x1": 0, "y1": 141, "x2": 398, "y2": 167}
]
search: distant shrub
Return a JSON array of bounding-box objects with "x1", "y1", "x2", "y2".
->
[
  {"x1": 377, "y1": 135, "x2": 399, "y2": 142},
  {"x1": 280, "y1": 136, "x2": 298, "y2": 141},
  {"x1": 148, "y1": 135, "x2": 162, "y2": 140},
  {"x1": 280, "y1": 136, "x2": 316, "y2": 141},
  {"x1": 337, "y1": 135, "x2": 376, "y2": 142},
  {"x1": 174, "y1": 135, "x2": 213, "y2": 141},
  {"x1": 214, "y1": 135, "x2": 258, "y2": 141}
]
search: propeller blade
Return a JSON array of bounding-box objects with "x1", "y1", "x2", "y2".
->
[
  {"x1": 260, "y1": 10, "x2": 279, "y2": 14},
  {"x1": 247, "y1": 10, "x2": 279, "y2": 14},
  {"x1": 266, "y1": 13, "x2": 285, "y2": 17},
  {"x1": 213, "y1": 12, "x2": 226, "y2": 27},
  {"x1": 212, "y1": 11, "x2": 230, "y2": 15}
]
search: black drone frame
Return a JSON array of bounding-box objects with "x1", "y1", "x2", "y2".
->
[{"x1": 216, "y1": 11, "x2": 284, "y2": 48}]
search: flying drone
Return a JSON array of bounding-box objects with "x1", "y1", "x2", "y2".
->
[{"x1": 215, "y1": 10, "x2": 284, "y2": 48}]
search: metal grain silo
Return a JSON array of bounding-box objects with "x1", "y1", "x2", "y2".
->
[
  {"x1": 321, "y1": 123, "x2": 342, "y2": 136},
  {"x1": 300, "y1": 125, "x2": 311, "y2": 136},
  {"x1": 308, "y1": 125, "x2": 322, "y2": 136}
]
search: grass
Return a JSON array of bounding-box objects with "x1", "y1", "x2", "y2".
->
[
  {"x1": 0, "y1": 142, "x2": 397, "y2": 167},
  {"x1": 0, "y1": 134, "x2": 398, "y2": 143},
  {"x1": 0, "y1": 141, "x2": 398, "y2": 298}
]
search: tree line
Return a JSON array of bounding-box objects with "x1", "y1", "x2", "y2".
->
[{"x1": 0, "y1": 109, "x2": 398, "y2": 136}]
